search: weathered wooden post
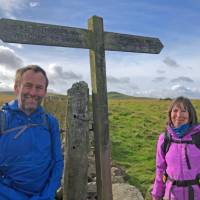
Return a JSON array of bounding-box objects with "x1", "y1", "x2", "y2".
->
[
  {"x1": 0, "y1": 16, "x2": 163, "y2": 200},
  {"x1": 63, "y1": 81, "x2": 89, "y2": 200},
  {"x1": 88, "y1": 17, "x2": 112, "y2": 200}
]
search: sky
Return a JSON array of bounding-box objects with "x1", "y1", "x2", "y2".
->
[{"x1": 0, "y1": 0, "x2": 200, "y2": 99}]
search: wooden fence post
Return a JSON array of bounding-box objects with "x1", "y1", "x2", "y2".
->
[{"x1": 63, "y1": 81, "x2": 89, "y2": 200}]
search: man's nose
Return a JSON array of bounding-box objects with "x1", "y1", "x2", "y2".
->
[{"x1": 29, "y1": 87, "x2": 37, "y2": 96}]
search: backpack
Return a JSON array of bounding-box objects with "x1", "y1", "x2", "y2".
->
[
  {"x1": 0, "y1": 107, "x2": 54, "y2": 161},
  {"x1": 161, "y1": 131, "x2": 200, "y2": 200},
  {"x1": 161, "y1": 131, "x2": 200, "y2": 170},
  {"x1": 0, "y1": 108, "x2": 53, "y2": 155}
]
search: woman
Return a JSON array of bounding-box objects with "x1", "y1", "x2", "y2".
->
[{"x1": 151, "y1": 96, "x2": 200, "y2": 200}]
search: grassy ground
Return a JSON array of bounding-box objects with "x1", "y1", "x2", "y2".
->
[{"x1": 108, "y1": 98, "x2": 170, "y2": 197}]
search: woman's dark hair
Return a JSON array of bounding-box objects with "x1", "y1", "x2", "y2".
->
[{"x1": 167, "y1": 96, "x2": 198, "y2": 126}]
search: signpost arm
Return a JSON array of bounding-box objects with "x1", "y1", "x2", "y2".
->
[
  {"x1": 104, "y1": 31, "x2": 163, "y2": 54},
  {"x1": 0, "y1": 18, "x2": 163, "y2": 53},
  {"x1": 88, "y1": 16, "x2": 113, "y2": 200},
  {"x1": 0, "y1": 18, "x2": 90, "y2": 49}
]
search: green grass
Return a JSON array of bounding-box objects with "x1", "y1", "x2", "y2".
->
[{"x1": 108, "y1": 99, "x2": 168, "y2": 194}]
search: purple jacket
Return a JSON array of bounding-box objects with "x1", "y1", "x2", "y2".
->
[{"x1": 151, "y1": 124, "x2": 200, "y2": 200}]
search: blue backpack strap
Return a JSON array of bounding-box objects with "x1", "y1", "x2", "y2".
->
[
  {"x1": 43, "y1": 113, "x2": 54, "y2": 159},
  {"x1": 0, "y1": 109, "x2": 6, "y2": 134},
  {"x1": 0, "y1": 110, "x2": 51, "y2": 137},
  {"x1": 42, "y1": 113, "x2": 51, "y2": 133}
]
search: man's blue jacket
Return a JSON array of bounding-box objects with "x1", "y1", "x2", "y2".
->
[{"x1": 0, "y1": 100, "x2": 64, "y2": 200}]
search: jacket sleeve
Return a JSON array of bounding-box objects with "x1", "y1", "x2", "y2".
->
[
  {"x1": 30, "y1": 115, "x2": 64, "y2": 200},
  {"x1": 151, "y1": 133, "x2": 167, "y2": 199}
]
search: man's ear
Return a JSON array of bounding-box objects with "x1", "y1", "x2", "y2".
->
[{"x1": 14, "y1": 83, "x2": 19, "y2": 95}]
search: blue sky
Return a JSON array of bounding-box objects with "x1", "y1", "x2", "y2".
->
[{"x1": 0, "y1": 0, "x2": 200, "y2": 98}]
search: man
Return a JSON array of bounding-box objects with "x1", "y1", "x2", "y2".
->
[{"x1": 0, "y1": 65, "x2": 64, "y2": 200}]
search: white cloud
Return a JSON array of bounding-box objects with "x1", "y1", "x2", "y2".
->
[
  {"x1": 48, "y1": 64, "x2": 82, "y2": 81},
  {"x1": 45, "y1": 63, "x2": 83, "y2": 94},
  {"x1": 8, "y1": 43, "x2": 23, "y2": 49},
  {"x1": 0, "y1": 71, "x2": 13, "y2": 81},
  {"x1": 0, "y1": 83, "x2": 12, "y2": 91},
  {"x1": 170, "y1": 85, "x2": 200, "y2": 99},
  {"x1": 0, "y1": 0, "x2": 24, "y2": 12},
  {"x1": 0, "y1": 46, "x2": 24, "y2": 70},
  {"x1": 29, "y1": 1, "x2": 40, "y2": 7},
  {"x1": 0, "y1": 0, "x2": 29, "y2": 18},
  {"x1": 0, "y1": 70, "x2": 14, "y2": 91},
  {"x1": 131, "y1": 84, "x2": 200, "y2": 99},
  {"x1": 171, "y1": 84, "x2": 184, "y2": 91},
  {"x1": 107, "y1": 76, "x2": 130, "y2": 84}
]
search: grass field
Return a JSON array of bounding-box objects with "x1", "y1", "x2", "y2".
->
[
  {"x1": 0, "y1": 93, "x2": 15, "y2": 106},
  {"x1": 1, "y1": 92, "x2": 200, "y2": 198},
  {"x1": 108, "y1": 98, "x2": 170, "y2": 197}
]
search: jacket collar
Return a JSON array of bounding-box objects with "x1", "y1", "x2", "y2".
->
[{"x1": 3, "y1": 99, "x2": 45, "y2": 116}]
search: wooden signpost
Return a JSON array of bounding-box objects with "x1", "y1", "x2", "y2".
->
[{"x1": 0, "y1": 16, "x2": 163, "y2": 200}]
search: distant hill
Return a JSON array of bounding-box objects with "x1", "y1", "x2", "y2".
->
[
  {"x1": 107, "y1": 91, "x2": 158, "y2": 100},
  {"x1": 107, "y1": 91, "x2": 133, "y2": 99}
]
